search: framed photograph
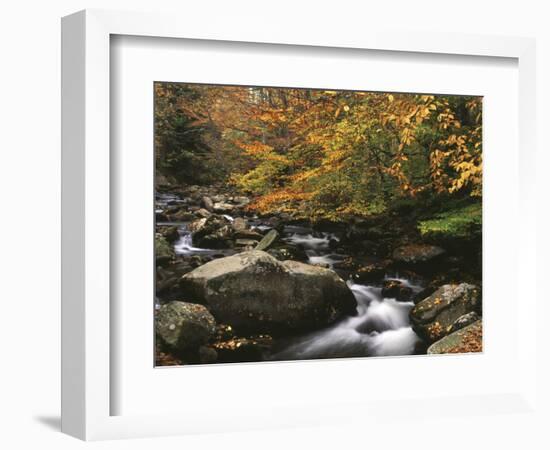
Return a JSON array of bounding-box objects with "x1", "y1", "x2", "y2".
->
[{"x1": 62, "y1": 9, "x2": 538, "y2": 441}]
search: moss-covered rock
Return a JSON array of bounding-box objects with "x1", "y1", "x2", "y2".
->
[{"x1": 156, "y1": 301, "x2": 216, "y2": 351}]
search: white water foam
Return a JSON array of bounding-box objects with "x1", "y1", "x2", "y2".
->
[
  {"x1": 173, "y1": 229, "x2": 213, "y2": 255},
  {"x1": 273, "y1": 281, "x2": 421, "y2": 360}
]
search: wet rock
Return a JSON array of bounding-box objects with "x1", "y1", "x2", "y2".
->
[
  {"x1": 255, "y1": 229, "x2": 279, "y2": 251},
  {"x1": 392, "y1": 244, "x2": 445, "y2": 265},
  {"x1": 234, "y1": 229, "x2": 264, "y2": 240},
  {"x1": 213, "y1": 202, "x2": 234, "y2": 213},
  {"x1": 353, "y1": 263, "x2": 387, "y2": 283},
  {"x1": 235, "y1": 238, "x2": 259, "y2": 247},
  {"x1": 410, "y1": 283, "x2": 481, "y2": 343},
  {"x1": 201, "y1": 196, "x2": 214, "y2": 212},
  {"x1": 188, "y1": 217, "x2": 207, "y2": 233},
  {"x1": 332, "y1": 257, "x2": 359, "y2": 273},
  {"x1": 187, "y1": 254, "x2": 211, "y2": 268},
  {"x1": 427, "y1": 320, "x2": 482, "y2": 354},
  {"x1": 156, "y1": 301, "x2": 216, "y2": 352},
  {"x1": 169, "y1": 209, "x2": 197, "y2": 222},
  {"x1": 267, "y1": 244, "x2": 308, "y2": 262},
  {"x1": 156, "y1": 211, "x2": 168, "y2": 222},
  {"x1": 381, "y1": 279, "x2": 413, "y2": 302},
  {"x1": 212, "y1": 336, "x2": 273, "y2": 363},
  {"x1": 264, "y1": 217, "x2": 282, "y2": 230},
  {"x1": 447, "y1": 311, "x2": 480, "y2": 334},
  {"x1": 196, "y1": 208, "x2": 212, "y2": 218},
  {"x1": 180, "y1": 250, "x2": 357, "y2": 334},
  {"x1": 232, "y1": 217, "x2": 248, "y2": 232},
  {"x1": 163, "y1": 205, "x2": 183, "y2": 216},
  {"x1": 156, "y1": 262, "x2": 194, "y2": 302},
  {"x1": 189, "y1": 215, "x2": 234, "y2": 249},
  {"x1": 412, "y1": 285, "x2": 438, "y2": 304},
  {"x1": 214, "y1": 323, "x2": 236, "y2": 341},
  {"x1": 155, "y1": 174, "x2": 176, "y2": 191},
  {"x1": 159, "y1": 225, "x2": 180, "y2": 243},
  {"x1": 156, "y1": 235, "x2": 175, "y2": 267}
]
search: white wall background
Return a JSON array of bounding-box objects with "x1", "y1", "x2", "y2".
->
[{"x1": 0, "y1": 1, "x2": 547, "y2": 449}]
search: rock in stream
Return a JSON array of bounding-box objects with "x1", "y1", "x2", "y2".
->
[{"x1": 179, "y1": 250, "x2": 357, "y2": 334}]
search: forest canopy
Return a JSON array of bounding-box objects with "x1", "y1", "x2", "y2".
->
[{"x1": 155, "y1": 83, "x2": 482, "y2": 223}]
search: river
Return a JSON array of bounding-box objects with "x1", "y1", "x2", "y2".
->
[{"x1": 161, "y1": 203, "x2": 424, "y2": 360}]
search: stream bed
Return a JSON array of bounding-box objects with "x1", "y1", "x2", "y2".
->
[{"x1": 165, "y1": 208, "x2": 425, "y2": 360}]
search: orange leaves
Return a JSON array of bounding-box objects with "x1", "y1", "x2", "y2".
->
[
  {"x1": 250, "y1": 188, "x2": 313, "y2": 213},
  {"x1": 235, "y1": 140, "x2": 274, "y2": 156},
  {"x1": 258, "y1": 110, "x2": 287, "y2": 124},
  {"x1": 159, "y1": 82, "x2": 483, "y2": 219}
]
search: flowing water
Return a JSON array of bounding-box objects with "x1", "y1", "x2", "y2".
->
[
  {"x1": 272, "y1": 282, "x2": 421, "y2": 360},
  {"x1": 164, "y1": 206, "x2": 423, "y2": 360}
]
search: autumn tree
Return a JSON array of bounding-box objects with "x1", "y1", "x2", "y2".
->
[{"x1": 155, "y1": 83, "x2": 482, "y2": 223}]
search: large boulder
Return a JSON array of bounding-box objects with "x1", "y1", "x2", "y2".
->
[
  {"x1": 410, "y1": 283, "x2": 481, "y2": 343},
  {"x1": 179, "y1": 250, "x2": 357, "y2": 334},
  {"x1": 156, "y1": 301, "x2": 216, "y2": 352},
  {"x1": 427, "y1": 320, "x2": 482, "y2": 354}
]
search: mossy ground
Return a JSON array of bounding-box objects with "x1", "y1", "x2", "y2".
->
[{"x1": 418, "y1": 202, "x2": 481, "y2": 240}]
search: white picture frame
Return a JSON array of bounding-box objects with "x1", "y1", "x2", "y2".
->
[{"x1": 61, "y1": 9, "x2": 538, "y2": 441}]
